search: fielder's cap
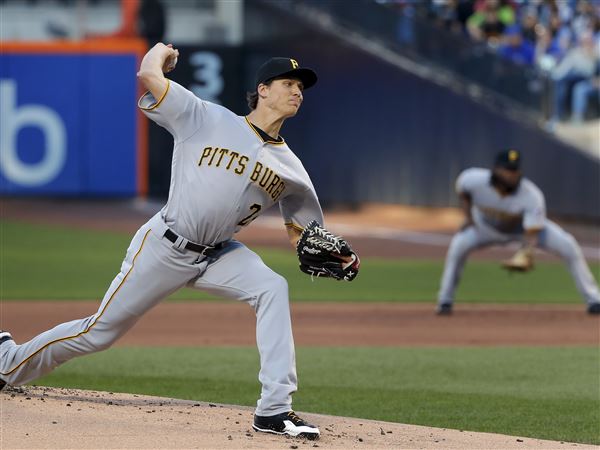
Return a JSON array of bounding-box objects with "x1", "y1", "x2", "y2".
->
[
  {"x1": 494, "y1": 149, "x2": 521, "y2": 171},
  {"x1": 255, "y1": 57, "x2": 318, "y2": 90}
]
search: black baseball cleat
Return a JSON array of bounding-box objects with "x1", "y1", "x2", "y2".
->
[
  {"x1": 587, "y1": 303, "x2": 600, "y2": 315},
  {"x1": 436, "y1": 303, "x2": 453, "y2": 315},
  {"x1": 253, "y1": 411, "x2": 320, "y2": 440},
  {"x1": 0, "y1": 331, "x2": 14, "y2": 391}
]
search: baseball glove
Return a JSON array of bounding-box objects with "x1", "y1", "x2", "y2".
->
[
  {"x1": 296, "y1": 220, "x2": 360, "y2": 281},
  {"x1": 501, "y1": 247, "x2": 534, "y2": 272}
]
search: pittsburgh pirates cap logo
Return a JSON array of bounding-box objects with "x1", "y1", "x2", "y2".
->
[
  {"x1": 290, "y1": 59, "x2": 299, "y2": 69},
  {"x1": 508, "y1": 150, "x2": 519, "y2": 161}
]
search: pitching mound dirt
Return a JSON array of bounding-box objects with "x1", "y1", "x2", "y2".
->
[{"x1": 1, "y1": 386, "x2": 593, "y2": 449}]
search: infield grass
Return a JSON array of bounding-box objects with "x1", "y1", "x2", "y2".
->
[
  {"x1": 2, "y1": 220, "x2": 599, "y2": 303},
  {"x1": 36, "y1": 346, "x2": 600, "y2": 445}
]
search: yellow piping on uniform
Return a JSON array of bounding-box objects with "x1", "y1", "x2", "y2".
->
[
  {"x1": 244, "y1": 117, "x2": 286, "y2": 146},
  {"x1": 1, "y1": 229, "x2": 153, "y2": 376},
  {"x1": 285, "y1": 222, "x2": 304, "y2": 233},
  {"x1": 138, "y1": 80, "x2": 170, "y2": 111}
]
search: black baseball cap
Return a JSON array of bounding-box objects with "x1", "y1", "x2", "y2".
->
[
  {"x1": 254, "y1": 57, "x2": 318, "y2": 90},
  {"x1": 494, "y1": 149, "x2": 521, "y2": 171}
]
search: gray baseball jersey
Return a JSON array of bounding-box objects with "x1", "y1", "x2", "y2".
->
[
  {"x1": 457, "y1": 168, "x2": 545, "y2": 234},
  {"x1": 139, "y1": 80, "x2": 323, "y2": 242},
  {"x1": 0, "y1": 80, "x2": 323, "y2": 416},
  {"x1": 438, "y1": 168, "x2": 600, "y2": 307}
]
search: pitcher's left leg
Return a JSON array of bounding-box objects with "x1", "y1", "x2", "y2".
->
[
  {"x1": 539, "y1": 221, "x2": 600, "y2": 309},
  {"x1": 0, "y1": 225, "x2": 199, "y2": 387},
  {"x1": 189, "y1": 241, "x2": 296, "y2": 416}
]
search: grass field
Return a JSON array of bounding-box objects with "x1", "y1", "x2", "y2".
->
[
  {"x1": 3, "y1": 220, "x2": 600, "y2": 444},
  {"x1": 2, "y1": 220, "x2": 599, "y2": 303},
  {"x1": 36, "y1": 347, "x2": 600, "y2": 444}
]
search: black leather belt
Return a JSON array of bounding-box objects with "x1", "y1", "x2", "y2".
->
[{"x1": 163, "y1": 229, "x2": 223, "y2": 257}]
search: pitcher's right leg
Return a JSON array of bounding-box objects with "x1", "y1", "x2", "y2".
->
[
  {"x1": 190, "y1": 241, "x2": 297, "y2": 416},
  {"x1": 189, "y1": 241, "x2": 319, "y2": 439}
]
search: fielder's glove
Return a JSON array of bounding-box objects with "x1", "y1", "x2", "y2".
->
[
  {"x1": 501, "y1": 247, "x2": 534, "y2": 272},
  {"x1": 296, "y1": 220, "x2": 360, "y2": 281}
]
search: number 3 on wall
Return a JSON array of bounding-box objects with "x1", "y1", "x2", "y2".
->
[
  {"x1": 238, "y1": 203, "x2": 262, "y2": 226},
  {"x1": 189, "y1": 51, "x2": 224, "y2": 104}
]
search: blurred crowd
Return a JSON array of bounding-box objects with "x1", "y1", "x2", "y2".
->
[
  {"x1": 380, "y1": 0, "x2": 600, "y2": 125},
  {"x1": 3, "y1": 0, "x2": 599, "y2": 125}
]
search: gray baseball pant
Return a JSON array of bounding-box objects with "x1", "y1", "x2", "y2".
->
[
  {"x1": 0, "y1": 213, "x2": 296, "y2": 416},
  {"x1": 438, "y1": 220, "x2": 600, "y2": 306}
]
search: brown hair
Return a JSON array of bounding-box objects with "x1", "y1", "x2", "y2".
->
[
  {"x1": 246, "y1": 80, "x2": 273, "y2": 110},
  {"x1": 246, "y1": 91, "x2": 259, "y2": 110}
]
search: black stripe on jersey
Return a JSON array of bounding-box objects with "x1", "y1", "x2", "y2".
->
[{"x1": 245, "y1": 117, "x2": 285, "y2": 145}]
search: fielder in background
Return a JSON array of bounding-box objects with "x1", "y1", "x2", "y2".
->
[
  {"x1": 0, "y1": 44, "x2": 360, "y2": 440},
  {"x1": 437, "y1": 149, "x2": 600, "y2": 315}
]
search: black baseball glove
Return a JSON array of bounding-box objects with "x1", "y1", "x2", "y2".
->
[{"x1": 296, "y1": 220, "x2": 360, "y2": 281}]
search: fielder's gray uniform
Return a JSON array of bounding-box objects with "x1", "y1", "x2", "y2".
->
[
  {"x1": 438, "y1": 168, "x2": 600, "y2": 307},
  {"x1": 0, "y1": 80, "x2": 323, "y2": 416}
]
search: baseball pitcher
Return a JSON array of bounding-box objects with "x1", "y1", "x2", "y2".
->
[
  {"x1": 437, "y1": 149, "x2": 600, "y2": 315},
  {"x1": 0, "y1": 44, "x2": 361, "y2": 440}
]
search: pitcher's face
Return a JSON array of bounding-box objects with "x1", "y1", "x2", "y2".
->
[{"x1": 259, "y1": 78, "x2": 304, "y2": 118}]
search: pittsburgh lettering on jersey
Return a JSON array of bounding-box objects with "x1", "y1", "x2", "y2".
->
[
  {"x1": 198, "y1": 147, "x2": 286, "y2": 201},
  {"x1": 479, "y1": 206, "x2": 523, "y2": 232},
  {"x1": 199, "y1": 147, "x2": 248, "y2": 175},
  {"x1": 250, "y1": 162, "x2": 286, "y2": 201},
  {"x1": 479, "y1": 207, "x2": 521, "y2": 221}
]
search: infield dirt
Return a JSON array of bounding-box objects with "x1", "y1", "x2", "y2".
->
[{"x1": 2, "y1": 301, "x2": 599, "y2": 347}]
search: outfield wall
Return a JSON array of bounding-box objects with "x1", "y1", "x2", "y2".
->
[
  {"x1": 240, "y1": 38, "x2": 600, "y2": 220},
  {"x1": 1, "y1": 37, "x2": 598, "y2": 220},
  {"x1": 0, "y1": 40, "x2": 148, "y2": 196}
]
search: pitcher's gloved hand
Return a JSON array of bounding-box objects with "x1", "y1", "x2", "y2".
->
[{"x1": 296, "y1": 220, "x2": 360, "y2": 281}]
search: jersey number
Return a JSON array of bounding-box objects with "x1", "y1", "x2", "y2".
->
[{"x1": 238, "y1": 204, "x2": 262, "y2": 227}]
